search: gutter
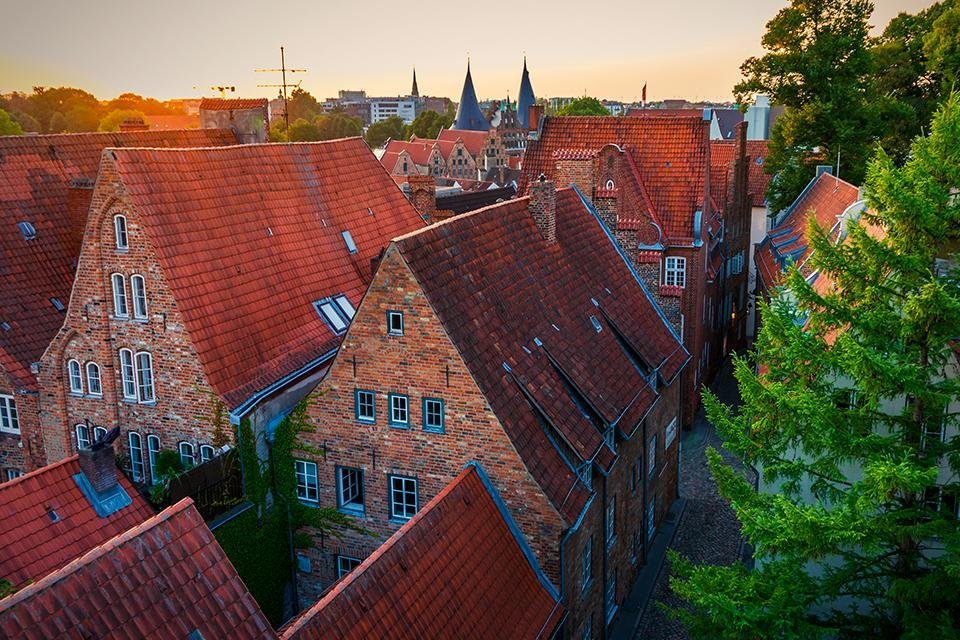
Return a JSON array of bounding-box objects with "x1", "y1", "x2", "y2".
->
[{"x1": 228, "y1": 347, "x2": 338, "y2": 424}]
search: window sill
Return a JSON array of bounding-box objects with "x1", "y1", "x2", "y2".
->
[
  {"x1": 388, "y1": 423, "x2": 409, "y2": 430},
  {"x1": 357, "y1": 418, "x2": 376, "y2": 426},
  {"x1": 85, "y1": 394, "x2": 103, "y2": 400},
  {"x1": 338, "y1": 505, "x2": 366, "y2": 518},
  {"x1": 298, "y1": 499, "x2": 320, "y2": 508},
  {"x1": 422, "y1": 427, "x2": 445, "y2": 435},
  {"x1": 67, "y1": 392, "x2": 84, "y2": 398},
  {"x1": 132, "y1": 317, "x2": 149, "y2": 324},
  {"x1": 387, "y1": 332, "x2": 404, "y2": 337},
  {"x1": 388, "y1": 516, "x2": 412, "y2": 525},
  {"x1": 0, "y1": 430, "x2": 21, "y2": 438}
]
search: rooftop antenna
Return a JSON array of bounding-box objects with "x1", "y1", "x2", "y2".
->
[
  {"x1": 255, "y1": 46, "x2": 306, "y2": 132},
  {"x1": 211, "y1": 85, "x2": 235, "y2": 98}
]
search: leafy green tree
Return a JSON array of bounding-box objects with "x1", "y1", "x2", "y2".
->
[
  {"x1": 287, "y1": 118, "x2": 320, "y2": 142},
  {"x1": 404, "y1": 108, "x2": 453, "y2": 140},
  {"x1": 736, "y1": 0, "x2": 876, "y2": 213},
  {"x1": 47, "y1": 111, "x2": 67, "y2": 134},
  {"x1": 670, "y1": 96, "x2": 960, "y2": 638},
  {"x1": 98, "y1": 109, "x2": 146, "y2": 132},
  {"x1": 286, "y1": 87, "x2": 321, "y2": 123},
  {"x1": 314, "y1": 111, "x2": 362, "y2": 140},
  {"x1": 10, "y1": 110, "x2": 40, "y2": 133},
  {"x1": 28, "y1": 87, "x2": 101, "y2": 133},
  {"x1": 268, "y1": 119, "x2": 288, "y2": 142},
  {"x1": 0, "y1": 109, "x2": 23, "y2": 135},
  {"x1": 365, "y1": 115, "x2": 405, "y2": 148},
  {"x1": 924, "y1": 2, "x2": 960, "y2": 90},
  {"x1": 104, "y1": 92, "x2": 178, "y2": 115},
  {"x1": 556, "y1": 97, "x2": 609, "y2": 116}
]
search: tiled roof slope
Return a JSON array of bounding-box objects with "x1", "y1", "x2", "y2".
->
[
  {"x1": 0, "y1": 455, "x2": 154, "y2": 589},
  {"x1": 712, "y1": 139, "x2": 772, "y2": 208},
  {"x1": 756, "y1": 172, "x2": 860, "y2": 290},
  {"x1": 437, "y1": 128, "x2": 488, "y2": 157},
  {"x1": 392, "y1": 189, "x2": 687, "y2": 523},
  {"x1": 0, "y1": 499, "x2": 275, "y2": 640},
  {"x1": 0, "y1": 129, "x2": 237, "y2": 389},
  {"x1": 436, "y1": 184, "x2": 516, "y2": 214},
  {"x1": 281, "y1": 466, "x2": 564, "y2": 640},
  {"x1": 199, "y1": 98, "x2": 269, "y2": 111},
  {"x1": 521, "y1": 116, "x2": 709, "y2": 244},
  {"x1": 110, "y1": 139, "x2": 426, "y2": 408},
  {"x1": 385, "y1": 138, "x2": 456, "y2": 166}
]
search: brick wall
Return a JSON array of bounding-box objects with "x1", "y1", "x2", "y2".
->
[
  {"x1": 0, "y1": 368, "x2": 28, "y2": 480},
  {"x1": 36, "y1": 154, "x2": 224, "y2": 476},
  {"x1": 445, "y1": 141, "x2": 477, "y2": 180},
  {"x1": 199, "y1": 106, "x2": 268, "y2": 144}
]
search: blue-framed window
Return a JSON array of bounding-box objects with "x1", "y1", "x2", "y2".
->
[
  {"x1": 314, "y1": 295, "x2": 355, "y2": 335},
  {"x1": 386, "y1": 310, "x2": 404, "y2": 336},
  {"x1": 422, "y1": 397, "x2": 444, "y2": 433},
  {"x1": 355, "y1": 389, "x2": 376, "y2": 423},
  {"x1": 336, "y1": 466, "x2": 365, "y2": 515},
  {"x1": 388, "y1": 474, "x2": 418, "y2": 520},
  {"x1": 388, "y1": 393, "x2": 409, "y2": 428}
]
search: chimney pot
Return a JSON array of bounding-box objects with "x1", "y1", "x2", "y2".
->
[
  {"x1": 529, "y1": 178, "x2": 557, "y2": 244},
  {"x1": 78, "y1": 443, "x2": 119, "y2": 494}
]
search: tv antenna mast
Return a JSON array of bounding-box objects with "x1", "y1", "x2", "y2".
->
[
  {"x1": 191, "y1": 85, "x2": 236, "y2": 99},
  {"x1": 255, "y1": 46, "x2": 306, "y2": 132}
]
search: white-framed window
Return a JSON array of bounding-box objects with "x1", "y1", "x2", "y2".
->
[
  {"x1": 388, "y1": 474, "x2": 418, "y2": 520},
  {"x1": 295, "y1": 459, "x2": 319, "y2": 504},
  {"x1": 581, "y1": 536, "x2": 593, "y2": 592},
  {"x1": 147, "y1": 434, "x2": 161, "y2": 483},
  {"x1": 337, "y1": 467, "x2": 365, "y2": 514},
  {"x1": 314, "y1": 296, "x2": 353, "y2": 335},
  {"x1": 119, "y1": 348, "x2": 137, "y2": 400},
  {"x1": 75, "y1": 424, "x2": 90, "y2": 450},
  {"x1": 5, "y1": 469, "x2": 23, "y2": 481},
  {"x1": 179, "y1": 441, "x2": 196, "y2": 467},
  {"x1": 199, "y1": 444, "x2": 216, "y2": 463},
  {"x1": 135, "y1": 351, "x2": 155, "y2": 402},
  {"x1": 85, "y1": 362, "x2": 102, "y2": 396},
  {"x1": 664, "y1": 256, "x2": 686, "y2": 288},
  {"x1": 731, "y1": 251, "x2": 744, "y2": 275},
  {"x1": 648, "y1": 434, "x2": 657, "y2": 477},
  {"x1": 114, "y1": 214, "x2": 128, "y2": 250},
  {"x1": 111, "y1": 273, "x2": 128, "y2": 317},
  {"x1": 67, "y1": 359, "x2": 83, "y2": 394},
  {"x1": 355, "y1": 389, "x2": 375, "y2": 423},
  {"x1": 606, "y1": 496, "x2": 616, "y2": 548},
  {"x1": 336, "y1": 555, "x2": 361, "y2": 578},
  {"x1": 647, "y1": 496, "x2": 656, "y2": 540},
  {"x1": 131, "y1": 274, "x2": 148, "y2": 320},
  {"x1": 129, "y1": 431, "x2": 144, "y2": 481},
  {"x1": 665, "y1": 417, "x2": 678, "y2": 448},
  {"x1": 387, "y1": 310, "x2": 404, "y2": 336},
  {"x1": 605, "y1": 179, "x2": 615, "y2": 189},
  {"x1": 333, "y1": 295, "x2": 355, "y2": 320},
  {"x1": 92, "y1": 426, "x2": 107, "y2": 443},
  {"x1": 388, "y1": 394, "x2": 409, "y2": 427},
  {"x1": 0, "y1": 395, "x2": 19, "y2": 434}
]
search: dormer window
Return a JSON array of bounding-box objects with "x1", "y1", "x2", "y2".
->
[
  {"x1": 664, "y1": 257, "x2": 687, "y2": 288},
  {"x1": 114, "y1": 215, "x2": 129, "y2": 250}
]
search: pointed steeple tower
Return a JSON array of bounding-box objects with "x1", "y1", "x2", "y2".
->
[
  {"x1": 453, "y1": 60, "x2": 490, "y2": 131},
  {"x1": 517, "y1": 56, "x2": 536, "y2": 129},
  {"x1": 411, "y1": 67, "x2": 419, "y2": 98}
]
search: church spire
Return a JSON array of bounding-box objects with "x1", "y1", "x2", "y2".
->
[
  {"x1": 517, "y1": 56, "x2": 536, "y2": 129},
  {"x1": 411, "y1": 67, "x2": 419, "y2": 98},
  {"x1": 453, "y1": 59, "x2": 490, "y2": 131}
]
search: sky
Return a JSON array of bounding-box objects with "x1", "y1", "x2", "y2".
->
[{"x1": 0, "y1": 1, "x2": 936, "y2": 104}]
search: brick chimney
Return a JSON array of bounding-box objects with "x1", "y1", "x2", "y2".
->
[
  {"x1": 78, "y1": 441, "x2": 119, "y2": 494},
  {"x1": 67, "y1": 178, "x2": 94, "y2": 247},
  {"x1": 529, "y1": 174, "x2": 557, "y2": 244},
  {"x1": 408, "y1": 174, "x2": 437, "y2": 220},
  {"x1": 119, "y1": 116, "x2": 149, "y2": 132},
  {"x1": 528, "y1": 105, "x2": 544, "y2": 132}
]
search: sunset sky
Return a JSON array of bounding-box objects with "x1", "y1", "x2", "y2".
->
[{"x1": 0, "y1": 0, "x2": 933, "y2": 104}]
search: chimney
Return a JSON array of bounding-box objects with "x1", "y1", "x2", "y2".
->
[
  {"x1": 528, "y1": 105, "x2": 544, "y2": 132},
  {"x1": 529, "y1": 174, "x2": 557, "y2": 244},
  {"x1": 78, "y1": 441, "x2": 119, "y2": 494},
  {"x1": 408, "y1": 174, "x2": 437, "y2": 220},
  {"x1": 67, "y1": 178, "x2": 94, "y2": 247},
  {"x1": 119, "y1": 116, "x2": 149, "y2": 132}
]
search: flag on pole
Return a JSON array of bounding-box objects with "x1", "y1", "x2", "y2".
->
[{"x1": 642, "y1": 82, "x2": 647, "y2": 106}]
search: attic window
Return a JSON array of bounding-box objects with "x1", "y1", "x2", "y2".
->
[
  {"x1": 46, "y1": 506, "x2": 61, "y2": 523},
  {"x1": 333, "y1": 295, "x2": 356, "y2": 320},
  {"x1": 50, "y1": 297, "x2": 65, "y2": 312},
  {"x1": 589, "y1": 315, "x2": 602, "y2": 333},
  {"x1": 605, "y1": 180, "x2": 615, "y2": 190},
  {"x1": 341, "y1": 230, "x2": 358, "y2": 254},
  {"x1": 0, "y1": 322, "x2": 9, "y2": 332},
  {"x1": 18, "y1": 222, "x2": 36, "y2": 240},
  {"x1": 314, "y1": 297, "x2": 351, "y2": 335}
]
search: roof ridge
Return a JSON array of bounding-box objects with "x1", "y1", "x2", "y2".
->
[
  {"x1": 391, "y1": 192, "x2": 538, "y2": 245},
  {"x1": 109, "y1": 136, "x2": 366, "y2": 156},
  {"x1": 0, "y1": 498, "x2": 191, "y2": 610}
]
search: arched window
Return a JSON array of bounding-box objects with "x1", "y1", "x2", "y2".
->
[
  {"x1": 85, "y1": 362, "x2": 102, "y2": 396},
  {"x1": 111, "y1": 273, "x2": 128, "y2": 317},
  {"x1": 75, "y1": 424, "x2": 90, "y2": 450},
  {"x1": 135, "y1": 351, "x2": 154, "y2": 402},
  {"x1": 129, "y1": 431, "x2": 144, "y2": 481},
  {"x1": 147, "y1": 434, "x2": 161, "y2": 484},
  {"x1": 119, "y1": 348, "x2": 137, "y2": 400},
  {"x1": 92, "y1": 426, "x2": 107, "y2": 444},
  {"x1": 179, "y1": 441, "x2": 196, "y2": 467},
  {"x1": 605, "y1": 179, "x2": 615, "y2": 190},
  {"x1": 131, "y1": 275, "x2": 148, "y2": 320},
  {"x1": 114, "y1": 214, "x2": 128, "y2": 250},
  {"x1": 199, "y1": 444, "x2": 216, "y2": 463},
  {"x1": 67, "y1": 359, "x2": 83, "y2": 394}
]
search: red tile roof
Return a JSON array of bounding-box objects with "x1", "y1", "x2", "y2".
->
[
  {"x1": 0, "y1": 499, "x2": 275, "y2": 640},
  {"x1": 385, "y1": 138, "x2": 457, "y2": 166},
  {"x1": 0, "y1": 129, "x2": 238, "y2": 389},
  {"x1": 109, "y1": 139, "x2": 426, "y2": 408},
  {"x1": 520, "y1": 116, "x2": 710, "y2": 245},
  {"x1": 199, "y1": 98, "x2": 269, "y2": 111},
  {"x1": 711, "y1": 139, "x2": 771, "y2": 208},
  {"x1": 437, "y1": 128, "x2": 489, "y2": 157},
  {"x1": 281, "y1": 466, "x2": 564, "y2": 640},
  {"x1": 145, "y1": 114, "x2": 201, "y2": 130},
  {"x1": 390, "y1": 188, "x2": 687, "y2": 523},
  {"x1": 755, "y1": 172, "x2": 861, "y2": 291},
  {"x1": 0, "y1": 454, "x2": 154, "y2": 589}
]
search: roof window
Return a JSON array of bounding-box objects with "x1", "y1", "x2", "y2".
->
[
  {"x1": 18, "y1": 222, "x2": 36, "y2": 240},
  {"x1": 50, "y1": 297, "x2": 65, "y2": 312},
  {"x1": 314, "y1": 294, "x2": 355, "y2": 334},
  {"x1": 589, "y1": 315, "x2": 602, "y2": 333},
  {"x1": 341, "y1": 230, "x2": 358, "y2": 254},
  {"x1": 0, "y1": 322, "x2": 9, "y2": 332}
]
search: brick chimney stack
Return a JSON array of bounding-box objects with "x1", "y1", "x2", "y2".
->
[
  {"x1": 529, "y1": 174, "x2": 557, "y2": 244},
  {"x1": 67, "y1": 178, "x2": 94, "y2": 247},
  {"x1": 528, "y1": 105, "x2": 544, "y2": 132},
  {"x1": 78, "y1": 439, "x2": 119, "y2": 494},
  {"x1": 407, "y1": 174, "x2": 437, "y2": 220}
]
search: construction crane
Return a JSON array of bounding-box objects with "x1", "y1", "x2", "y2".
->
[{"x1": 255, "y1": 46, "x2": 306, "y2": 132}]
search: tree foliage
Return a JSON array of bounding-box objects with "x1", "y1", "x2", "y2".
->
[
  {"x1": 403, "y1": 108, "x2": 454, "y2": 140},
  {"x1": 286, "y1": 87, "x2": 322, "y2": 123},
  {"x1": 556, "y1": 97, "x2": 609, "y2": 116},
  {"x1": 671, "y1": 96, "x2": 960, "y2": 638},
  {"x1": 0, "y1": 109, "x2": 23, "y2": 135},
  {"x1": 97, "y1": 108, "x2": 146, "y2": 132},
  {"x1": 365, "y1": 115, "x2": 405, "y2": 149}
]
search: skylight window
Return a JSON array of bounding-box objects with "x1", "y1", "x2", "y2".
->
[
  {"x1": 0, "y1": 322, "x2": 10, "y2": 332},
  {"x1": 333, "y1": 295, "x2": 355, "y2": 320},
  {"x1": 50, "y1": 297, "x2": 65, "y2": 312},
  {"x1": 18, "y1": 222, "x2": 36, "y2": 240},
  {"x1": 314, "y1": 296, "x2": 353, "y2": 334},
  {"x1": 589, "y1": 315, "x2": 602, "y2": 333},
  {"x1": 341, "y1": 230, "x2": 358, "y2": 254}
]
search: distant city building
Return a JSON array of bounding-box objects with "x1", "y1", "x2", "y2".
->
[
  {"x1": 369, "y1": 96, "x2": 419, "y2": 124},
  {"x1": 744, "y1": 94, "x2": 783, "y2": 141},
  {"x1": 548, "y1": 96, "x2": 574, "y2": 112}
]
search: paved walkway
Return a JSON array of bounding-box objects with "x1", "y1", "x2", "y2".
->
[{"x1": 626, "y1": 360, "x2": 755, "y2": 639}]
